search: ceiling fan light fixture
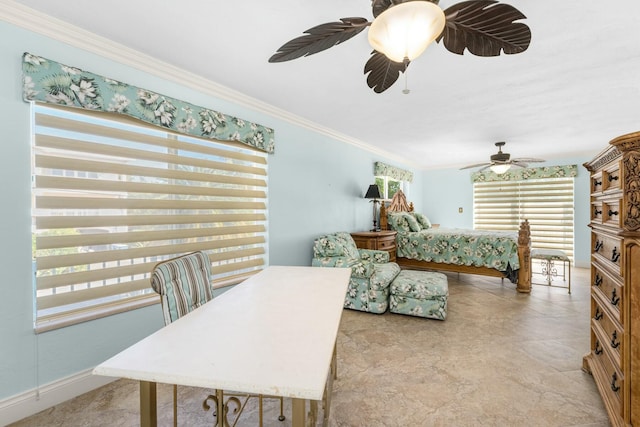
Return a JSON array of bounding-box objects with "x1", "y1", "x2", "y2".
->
[
  {"x1": 490, "y1": 164, "x2": 511, "y2": 174},
  {"x1": 367, "y1": 1, "x2": 445, "y2": 63}
]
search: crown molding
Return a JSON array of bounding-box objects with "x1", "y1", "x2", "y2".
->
[{"x1": 1, "y1": 1, "x2": 417, "y2": 169}]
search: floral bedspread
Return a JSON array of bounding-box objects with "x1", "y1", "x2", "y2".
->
[{"x1": 396, "y1": 228, "x2": 520, "y2": 273}]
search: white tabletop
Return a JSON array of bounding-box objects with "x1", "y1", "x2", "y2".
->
[{"x1": 93, "y1": 266, "x2": 351, "y2": 401}]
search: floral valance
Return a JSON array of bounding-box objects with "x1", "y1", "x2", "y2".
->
[
  {"x1": 472, "y1": 164, "x2": 578, "y2": 183},
  {"x1": 21, "y1": 53, "x2": 274, "y2": 154},
  {"x1": 374, "y1": 161, "x2": 413, "y2": 183}
]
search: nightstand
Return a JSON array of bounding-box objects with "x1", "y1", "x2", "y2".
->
[{"x1": 350, "y1": 230, "x2": 397, "y2": 262}]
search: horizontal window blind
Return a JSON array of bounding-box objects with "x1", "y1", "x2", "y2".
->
[
  {"x1": 473, "y1": 178, "x2": 574, "y2": 259},
  {"x1": 32, "y1": 104, "x2": 267, "y2": 331}
]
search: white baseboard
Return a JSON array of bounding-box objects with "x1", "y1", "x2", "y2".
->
[{"x1": 0, "y1": 369, "x2": 115, "y2": 426}]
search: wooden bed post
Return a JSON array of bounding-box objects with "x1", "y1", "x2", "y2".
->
[
  {"x1": 379, "y1": 202, "x2": 388, "y2": 231},
  {"x1": 516, "y1": 219, "x2": 532, "y2": 293}
]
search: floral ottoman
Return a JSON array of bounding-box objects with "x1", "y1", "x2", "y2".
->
[{"x1": 389, "y1": 270, "x2": 448, "y2": 320}]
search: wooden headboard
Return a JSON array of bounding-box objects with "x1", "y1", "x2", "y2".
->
[{"x1": 379, "y1": 190, "x2": 414, "y2": 230}]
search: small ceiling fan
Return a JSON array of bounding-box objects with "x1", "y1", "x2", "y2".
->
[
  {"x1": 460, "y1": 142, "x2": 545, "y2": 173},
  {"x1": 268, "y1": 0, "x2": 531, "y2": 93}
]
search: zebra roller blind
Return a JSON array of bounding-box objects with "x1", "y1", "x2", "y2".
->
[
  {"x1": 32, "y1": 104, "x2": 267, "y2": 331},
  {"x1": 473, "y1": 177, "x2": 575, "y2": 259}
]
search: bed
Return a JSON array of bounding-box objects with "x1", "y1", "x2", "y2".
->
[{"x1": 380, "y1": 190, "x2": 531, "y2": 293}]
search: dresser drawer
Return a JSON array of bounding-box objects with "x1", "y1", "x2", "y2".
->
[
  {"x1": 351, "y1": 231, "x2": 397, "y2": 262},
  {"x1": 377, "y1": 236, "x2": 396, "y2": 251},
  {"x1": 602, "y1": 164, "x2": 621, "y2": 193},
  {"x1": 352, "y1": 236, "x2": 376, "y2": 250},
  {"x1": 602, "y1": 199, "x2": 622, "y2": 228},
  {"x1": 591, "y1": 262, "x2": 623, "y2": 323},
  {"x1": 591, "y1": 172, "x2": 604, "y2": 194},
  {"x1": 591, "y1": 339, "x2": 624, "y2": 409},
  {"x1": 591, "y1": 201, "x2": 604, "y2": 223},
  {"x1": 591, "y1": 298, "x2": 623, "y2": 366},
  {"x1": 592, "y1": 231, "x2": 622, "y2": 275}
]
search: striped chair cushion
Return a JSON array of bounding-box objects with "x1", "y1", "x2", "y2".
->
[{"x1": 150, "y1": 251, "x2": 213, "y2": 325}]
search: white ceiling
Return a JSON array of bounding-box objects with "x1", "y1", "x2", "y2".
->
[{"x1": 10, "y1": 0, "x2": 640, "y2": 170}]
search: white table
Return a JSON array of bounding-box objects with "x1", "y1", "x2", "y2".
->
[{"x1": 93, "y1": 266, "x2": 351, "y2": 426}]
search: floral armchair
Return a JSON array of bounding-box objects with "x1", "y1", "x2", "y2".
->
[{"x1": 312, "y1": 232, "x2": 401, "y2": 314}]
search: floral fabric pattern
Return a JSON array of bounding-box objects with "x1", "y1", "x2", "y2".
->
[
  {"x1": 374, "y1": 161, "x2": 413, "y2": 183},
  {"x1": 471, "y1": 164, "x2": 578, "y2": 183},
  {"x1": 404, "y1": 213, "x2": 422, "y2": 232},
  {"x1": 313, "y1": 232, "x2": 360, "y2": 259},
  {"x1": 359, "y1": 249, "x2": 389, "y2": 264},
  {"x1": 411, "y1": 212, "x2": 432, "y2": 229},
  {"x1": 22, "y1": 53, "x2": 275, "y2": 154},
  {"x1": 390, "y1": 270, "x2": 448, "y2": 320},
  {"x1": 387, "y1": 213, "x2": 413, "y2": 232},
  {"x1": 312, "y1": 232, "x2": 401, "y2": 314},
  {"x1": 396, "y1": 227, "x2": 520, "y2": 273}
]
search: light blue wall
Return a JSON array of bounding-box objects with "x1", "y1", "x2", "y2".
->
[
  {"x1": 0, "y1": 20, "x2": 420, "y2": 401},
  {"x1": 422, "y1": 156, "x2": 595, "y2": 267},
  {"x1": 0, "y1": 15, "x2": 596, "y2": 406}
]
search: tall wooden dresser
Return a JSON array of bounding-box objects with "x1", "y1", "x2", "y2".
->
[{"x1": 583, "y1": 131, "x2": 640, "y2": 427}]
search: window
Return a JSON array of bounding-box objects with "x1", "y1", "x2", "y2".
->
[
  {"x1": 32, "y1": 104, "x2": 267, "y2": 331},
  {"x1": 374, "y1": 176, "x2": 402, "y2": 200},
  {"x1": 373, "y1": 161, "x2": 413, "y2": 200},
  {"x1": 473, "y1": 177, "x2": 575, "y2": 259}
]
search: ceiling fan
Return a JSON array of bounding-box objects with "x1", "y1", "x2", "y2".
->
[
  {"x1": 268, "y1": 0, "x2": 531, "y2": 93},
  {"x1": 459, "y1": 142, "x2": 545, "y2": 174}
]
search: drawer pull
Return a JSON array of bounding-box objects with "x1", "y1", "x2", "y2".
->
[
  {"x1": 594, "y1": 179, "x2": 602, "y2": 187},
  {"x1": 608, "y1": 175, "x2": 619, "y2": 182},
  {"x1": 594, "y1": 308, "x2": 603, "y2": 321},
  {"x1": 608, "y1": 209, "x2": 619, "y2": 217},
  {"x1": 611, "y1": 373, "x2": 620, "y2": 393},
  {"x1": 611, "y1": 289, "x2": 620, "y2": 306},
  {"x1": 594, "y1": 240, "x2": 603, "y2": 252},
  {"x1": 594, "y1": 274, "x2": 603, "y2": 287},
  {"x1": 611, "y1": 247, "x2": 620, "y2": 263},
  {"x1": 611, "y1": 331, "x2": 620, "y2": 349},
  {"x1": 594, "y1": 207, "x2": 602, "y2": 216},
  {"x1": 595, "y1": 341, "x2": 603, "y2": 355}
]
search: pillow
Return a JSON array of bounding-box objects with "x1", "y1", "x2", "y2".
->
[
  {"x1": 404, "y1": 213, "x2": 422, "y2": 232},
  {"x1": 411, "y1": 212, "x2": 432, "y2": 230},
  {"x1": 387, "y1": 212, "x2": 419, "y2": 232}
]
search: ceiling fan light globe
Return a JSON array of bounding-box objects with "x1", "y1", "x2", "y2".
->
[
  {"x1": 490, "y1": 164, "x2": 511, "y2": 174},
  {"x1": 367, "y1": 1, "x2": 445, "y2": 63}
]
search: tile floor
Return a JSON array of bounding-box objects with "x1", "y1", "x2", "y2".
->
[{"x1": 9, "y1": 267, "x2": 608, "y2": 427}]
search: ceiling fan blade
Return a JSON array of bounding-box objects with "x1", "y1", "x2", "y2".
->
[
  {"x1": 438, "y1": 0, "x2": 531, "y2": 56},
  {"x1": 459, "y1": 162, "x2": 491, "y2": 170},
  {"x1": 510, "y1": 162, "x2": 528, "y2": 168},
  {"x1": 512, "y1": 157, "x2": 545, "y2": 163},
  {"x1": 372, "y1": 0, "x2": 395, "y2": 18},
  {"x1": 364, "y1": 51, "x2": 408, "y2": 93},
  {"x1": 372, "y1": 0, "x2": 441, "y2": 18},
  {"x1": 269, "y1": 18, "x2": 370, "y2": 63}
]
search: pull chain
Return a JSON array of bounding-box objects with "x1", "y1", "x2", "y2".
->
[{"x1": 402, "y1": 57, "x2": 410, "y2": 94}]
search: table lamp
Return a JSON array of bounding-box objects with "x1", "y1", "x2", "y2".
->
[{"x1": 365, "y1": 184, "x2": 382, "y2": 231}]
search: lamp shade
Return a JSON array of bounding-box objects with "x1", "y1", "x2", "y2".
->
[
  {"x1": 365, "y1": 184, "x2": 382, "y2": 199},
  {"x1": 367, "y1": 1, "x2": 446, "y2": 63},
  {"x1": 490, "y1": 164, "x2": 511, "y2": 174}
]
